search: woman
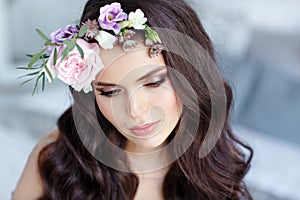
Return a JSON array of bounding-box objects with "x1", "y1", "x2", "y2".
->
[{"x1": 13, "y1": 0, "x2": 253, "y2": 199}]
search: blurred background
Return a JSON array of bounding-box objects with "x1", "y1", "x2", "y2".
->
[{"x1": 0, "y1": 0, "x2": 299, "y2": 199}]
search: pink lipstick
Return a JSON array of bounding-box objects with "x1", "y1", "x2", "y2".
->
[{"x1": 130, "y1": 121, "x2": 160, "y2": 136}]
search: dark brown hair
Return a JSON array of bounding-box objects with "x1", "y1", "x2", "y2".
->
[{"x1": 38, "y1": 0, "x2": 253, "y2": 199}]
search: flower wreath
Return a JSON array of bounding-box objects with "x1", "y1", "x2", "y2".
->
[{"x1": 20, "y1": 2, "x2": 163, "y2": 95}]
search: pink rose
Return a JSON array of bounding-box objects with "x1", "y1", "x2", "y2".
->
[{"x1": 46, "y1": 39, "x2": 103, "y2": 92}]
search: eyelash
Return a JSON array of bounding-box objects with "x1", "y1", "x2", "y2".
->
[
  {"x1": 99, "y1": 89, "x2": 121, "y2": 97},
  {"x1": 99, "y1": 76, "x2": 167, "y2": 97},
  {"x1": 144, "y1": 77, "x2": 166, "y2": 88}
]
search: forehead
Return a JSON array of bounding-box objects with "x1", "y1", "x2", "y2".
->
[{"x1": 96, "y1": 47, "x2": 166, "y2": 83}]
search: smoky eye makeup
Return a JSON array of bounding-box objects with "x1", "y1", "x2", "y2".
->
[
  {"x1": 97, "y1": 88, "x2": 122, "y2": 97},
  {"x1": 143, "y1": 72, "x2": 168, "y2": 87},
  {"x1": 94, "y1": 68, "x2": 168, "y2": 96},
  {"x1": 93, "y1": 80, "x2": 119, "y2": 97}
]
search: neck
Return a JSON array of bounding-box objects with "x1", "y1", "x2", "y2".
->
[
  {"x1": 136, "y1": 165, "x2": 170, "y2": 179},
  {"x1": 125, "y1": 144, "x2": 171, "y2": 175}
]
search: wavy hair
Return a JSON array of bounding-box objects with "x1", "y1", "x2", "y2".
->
[{"x1": 37, "y1": 0, "x2": 253, "y2": 199}]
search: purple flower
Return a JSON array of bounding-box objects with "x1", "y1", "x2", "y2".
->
[
  {"x1": 50, "y1": 25, "x2": 79, "y2": 43},
  {"x1": 98, "y1": 2, "x2": 127, "y2": 34}
]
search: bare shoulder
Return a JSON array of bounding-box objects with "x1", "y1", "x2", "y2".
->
[{"x1": 12, "y1": 130, "x2": 60, "y2": 200}]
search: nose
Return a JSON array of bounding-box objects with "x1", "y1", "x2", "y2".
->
[{"x1": 128, "y1": 89, "x2": 148, "y2": 122}]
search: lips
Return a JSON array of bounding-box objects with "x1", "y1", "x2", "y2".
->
[{"x1": 130, "y1": 121, "x2": 160, "y2": 136}]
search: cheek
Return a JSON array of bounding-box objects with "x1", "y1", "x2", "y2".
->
[
  {"x1": 96, "y1": 98, "x2": 116, "y2": 125},
  {"x1": 152, "y1": 87, "x2": 181, "y2": 116}
]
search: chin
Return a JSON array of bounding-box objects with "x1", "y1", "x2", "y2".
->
[{"x1": 127, "y1": 135, "x2": 169, "y2": 153}]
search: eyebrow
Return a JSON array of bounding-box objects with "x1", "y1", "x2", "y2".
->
[
  {"x1": 136, "y1": 66, "x2": 166, "y2": 82},
  {"x1": 95, "y1": 66, "x2": 166, "y2": 87}
]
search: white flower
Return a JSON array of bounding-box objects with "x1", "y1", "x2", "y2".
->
[
  {"x1": 128, "y1": 9, "x2": 147, "y2": 29},
  {"x1": 95, "y1": 30, "x2": 117, "y2": 49}
]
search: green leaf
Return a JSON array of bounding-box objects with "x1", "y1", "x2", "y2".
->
[
  {"x1": 79, "y1": 25, "x2": 88, "y2": 37},
  {"x1": 20, "y1": 77, "x2": 35, "y2": 86},
  {"x1": 44, "y1": 65, "x2": 53, "y2": 81},
  {"x1": 41, "y1": 55, "x2": 48, "y2": 71},
  {"x1": 26, "y1": 54, "x2": 34, "y2": 58},
  {"x1": 60, "y1": 40, "x2": 76, "y2": 62},
  {"x1": 42, "y1": 54, "x2": 50, "y2": 59},
  {"x1": 61, "y1": 40, "x2": 72, "y2": 45},
  {"x1": 28, "y1": 48, "x2": 46, "y2": 69},
  {"x1": 17, "y1": 67, "x2": 31, "y2": 70},
  {"x1": 53, "y1": 47, "x2": 57, "y2": 66},
  {"x1": 36, "y1": 29, "x2": 50, "y2": 42},
  {"x1": 44, "y1": 41, "x2": 53, "y2": 46},
  {"x1": 76, "y1": 44, "x2": 84, "y2": 58},
  {"x1": 32, "y1": 73, "x2": 44, "y2": 96},
  {"x1": 32, "y1": 63, "x2": 44, "y2": 69},
  {"x1": 42, "y1": 73, "x2": 45, "y2": 91},
  {"x1": 17, "y1": 65, "x2": 41, "y2": 70},
  {"x1": 18, "y1": 71, "x2": 40, "y2": 79},
  {"x1": 40, "y1": 56, "x2": 54, "y2": 82}
]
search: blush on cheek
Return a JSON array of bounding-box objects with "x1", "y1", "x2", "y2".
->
[
  {"x1": 157, "y1": 90, "x2": 179, "y2": 110},
  {"x1": 96, "y1": 99, "x2": 115, "y2": 123}
]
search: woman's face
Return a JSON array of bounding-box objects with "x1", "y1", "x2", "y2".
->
[{"x1": 94, "y1": 48, "x2": 182, "y2": 153}]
